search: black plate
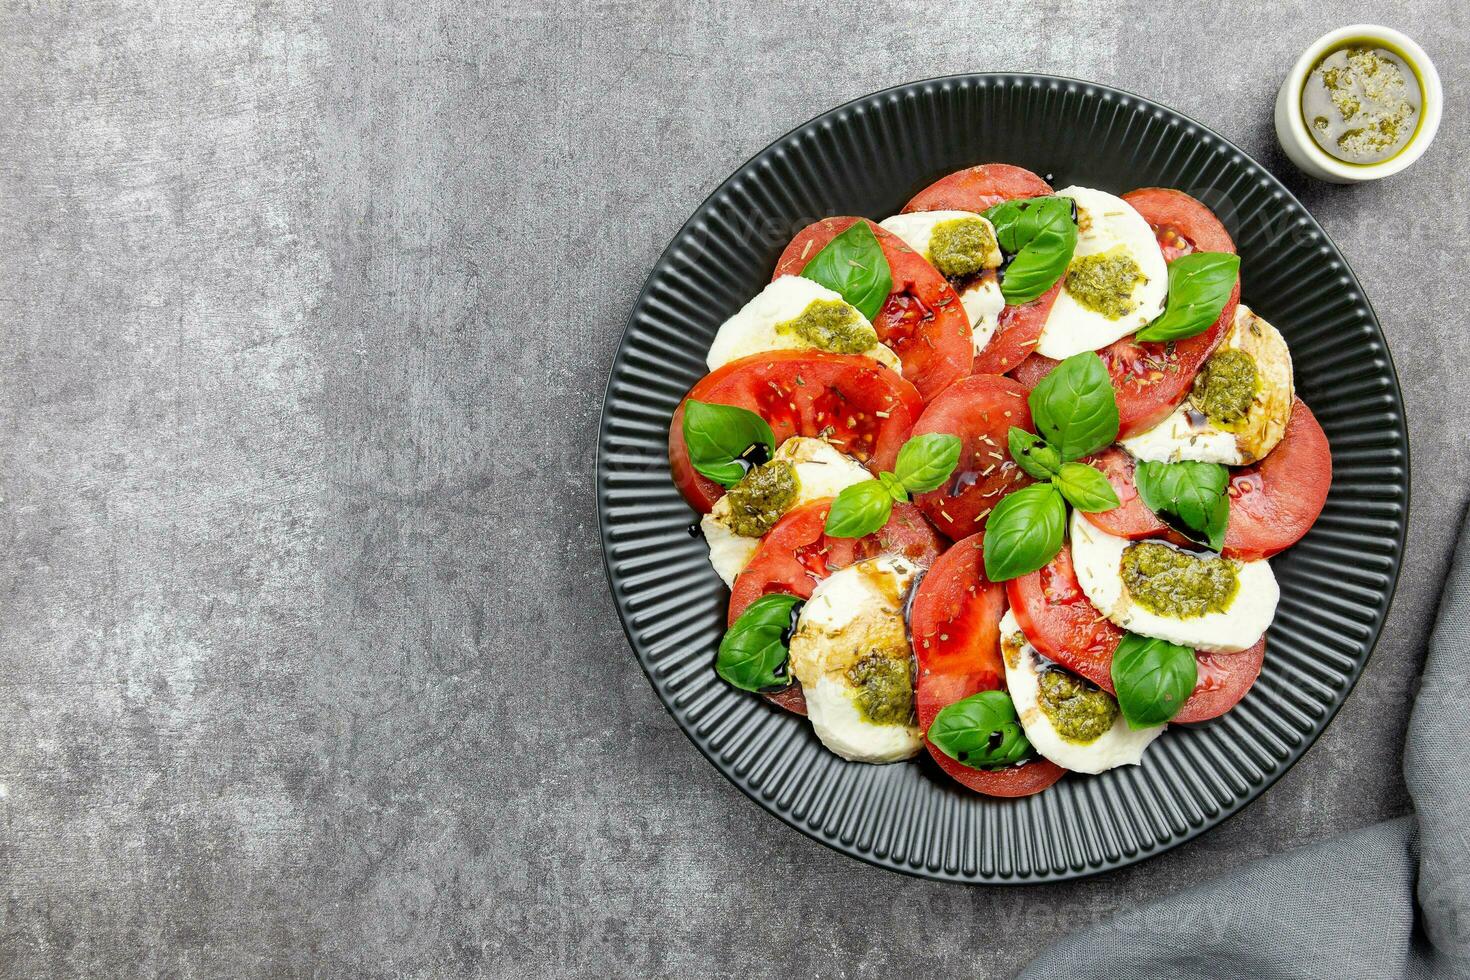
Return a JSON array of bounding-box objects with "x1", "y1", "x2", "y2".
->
[{"x1": 597, "y1": 74, "x2": 1408, "y2": 882}]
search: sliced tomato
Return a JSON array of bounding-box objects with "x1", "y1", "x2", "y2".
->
[
  {"x1": 1007, "y1": 544, "x2": 1122, "y2": 689},
  {"x1": 903, "y1": 166, "x2": 1057, "y2": 377},
  {"x1": 911, "y1": 534, "x2": 1065, "y2": 797},
  {"x1": 775, "y1": 218, "x2": 973, "y2": 402},
  {"x1": 1177, "y1": 640, "x2": 1266, "y2": 723},
  {"x1": 1224, "y1": 398, "x2": 1332, "y2": 561},
  {"x1": 902, "y1": 163, "x2": 1053, "y2": 214},
  {"x1": 1012, "y1": 323, "x2": 1230, "y2": 439},
  {"x1": 1008, "y1": 544, "x2": 1265, "y2": 722},
  {"x1": 1123, "y1": 188, "x2": 1237, "y2": 256},
  {"x1": 974, "y1": 281, "x2": 1062, "y2": 375},
  {"x1": 913, "y1": 535, "x2": 1008, "y2": 709},
  {"x1": 727, "y1": 499, "x2": 943, "y2": 716},
  {"x1": 1082, "y1": 402, "x2": 1331, "y2": 561},
  {"x1": 1011, "y1": 188, "x2": 1239, "y2": 437},
  {"x1": 1080, "y1": 447, "x2": 1188, "y2": 544},
  {"x1": 728, "y1": 499, "x2": 942, "y2": 624},
  {"x1": 910, "y1": 375, "x2": 1034, "y2": 539},
  {"x1": 669, "y1": 350, "x2": 924, "y2": 512}
]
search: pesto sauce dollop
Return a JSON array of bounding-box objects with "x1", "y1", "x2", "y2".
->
[
  {"x1": 1037, "y1": 667, "x2": 1119, "y2": 743},
  {"x1": 928, "y1": 217, "x2": 997, "y2": 279},
  {"x1": 723, "y1": 459, "x2": 798, "y2": 538},
  {"x1": 1302, "y1": 46, "x2": 1421, "y2": 165},
  {"x1": 1121, "y1": 541, "x2": 1239, "y2": 619},
  {"x1": 1193, "y1": 348, "x2": 1259, "y2": 428},
  {"x1": 846, "y1": 653, "x2": 914, "y2": 726},
  {"x1": 775, "y1": 298, "x2": 876, "y2": 355},
  {"x1": 1065, "y1": 246, "x2": 1145, "y2": 319}
]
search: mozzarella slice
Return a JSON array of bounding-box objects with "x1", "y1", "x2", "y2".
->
[
  {"x1": 1035, "y1": 186, "x2": 1168, "y2": 359},
  {"x1": 705, "y1": 275, "x2": 900, "y2": 372},
  {"x1": 701, "y1": 437, "x2": 874, "y2": 586},
  {"x1": 789, "y1": 556, "x2": 922, "y2": 763},
  {"x1": 999, "y1": 610, "x2": 1164, "y2": 774},
  {"x1": 878, "y1": 211, "x2": 1005, "y2": 352},
  {"x1": 1120, "y1": 304, "x2": 1295, "y2": 465},
  {"x1": 1069, "y1": 512, "x2": 1277, "y2": 654}
]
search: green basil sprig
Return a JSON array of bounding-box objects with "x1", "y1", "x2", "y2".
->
[
  {"x1": 799, "y1": 221, "x2": 893, "y2": 321},
  {"x1": 716, "y1": 593, "x2": 803, "y2": 692},
  {"x1": 927, "y1": 690, "x2": 1033, "y2": 770},
  {"x1": 982, "y1": 353, "x2": 1122, "y2": 581},
  {"x1": 1134, "y1": 252, "x2": 1240, "y2": 342},
  {"x1": 1028, "y1": 350, "x2": 1120, "y2": 461},
  {"x1": 1110, "y1": 633, "x2": 1198, "y2": 728},
  {"x1": 682, "y1": 400, "x2": 776, "y2": 487},
  {"x1": 983, "y1": 196, "x2": 1079, "y2": 305},
  {"x1": 1134, "y1": 459, "x2": 1230, "y2": 551},
  {"x1": 824, "y1": 433, "x2": 961, "y2": 538}
]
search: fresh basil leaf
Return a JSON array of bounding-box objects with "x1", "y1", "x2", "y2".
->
[
  {"x1": 1134, "y1": 460, "x2": 1230, "y2": 551},
  {"x1": 982, "y1": 484, "x2": 1067, "y2": 581},
  {"x1": 799, "y1": 221, "x2": 893, "y2": 321},
  {"x1": 927, "y1": 690, "x2": 1033, "y2": 770},
  {"x1": 1027, "y1": 352, "x2": 1120, "y2": 461},
  {"x1": 894, "y1": 432, "x2": 962, "y2": 494},
  {"x1": 1134, "y1": 252, "x2": 1240, "y2": 343},
  {"x1": 983, "y1": 196, "x2": 1078, "y2": 305},
  {"x1": 823, "y1": 480, "x2": 893, "y2": 538},
  {"x1": 878, "y1": 470, "x2": 909, "y2": 503},
  {"x1": 1110, "y1": 632, "x2": 1197, "y2": 728},
  {"x1": 1007, "y1": 427, "x2": 1062, "y2": 480},
  {"x1": 716, "y1": 593, "x2": 802, "y2": 692},
  {"x1": 682, "y1": 400, "x2": 776, "y2": 488},
  {"x1": 1053, "y1": 462, "x2": 1121, "y2": 513}
]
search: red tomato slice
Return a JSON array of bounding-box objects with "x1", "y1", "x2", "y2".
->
[
  {"x1": 1007, "y1": 544, "x2": 1265, "y2": 722},
  {"x1": 902, "y1": 163, "x2": 1054, "y2": 214},
  {"x1": 911, "y1": 533, "x2": 1066, "y2": 796},
  {"x1": 1080, "y1": 447, "x2": 1188, "y2": 544},
  {"x1": 1010, "y1": 188, "x2": 1239, "y2": 438},
  {"x1": 1007, "y1": 543, "x2": 1123, "y2": 688},
  {"x1": 728, "y1": 499, "x2": 943, "y2": 716},
  {"x1": 974, "y1": 281, "x2": 1062, "y2": 375},
  {"x1": 1177, "y1": 640, "x2": 1266, "y2": 723},
  {"x1": 1081, "y1": 401, "x2": 1331, "y2": 561},
  {"x1": 1224, "y1": 398, "x2": 1332, "y2": 561},
  {"x1": 903, "y1": 166, "x2": 1058, "y2": 378},
  {"x1": 910, "y1": 375, "x2": 1034, "y2": 539},
  {"x1": 775, "y1": 218, "x2": 973, "y2": 402},
  {"x1": 1123, "y1": 188, "x2": 1237, "y2": 255},
  {"x1": 669, "y1": 350, "x2": 924, "y2": 513}
]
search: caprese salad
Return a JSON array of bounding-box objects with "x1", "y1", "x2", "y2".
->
[{"x1": 667, "y1": 163, "x2": 1331, "y2": 797}]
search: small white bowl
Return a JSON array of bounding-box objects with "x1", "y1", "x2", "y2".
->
[{"x1": 1274, "y1": 25, "x2": 1442, "y2": 184}]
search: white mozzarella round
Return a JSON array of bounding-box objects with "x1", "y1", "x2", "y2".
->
[
  {"x1": 700, "y1": 517, "x2": 760, "y2": 588},
  {"x1": 999, "y1": 610, "x2": 1164, "y2": 774},
  {"x1": 702, "y1": 437, "x2": 874, "y2": 587},
  {"x1": 789, "y1": 556, "x2": 922, "y2": 763},
  {"x1": 1034, "y1": 186, "x2": 1168, "y2": 359},
  {"x1": 878, "y1": 210, "x2": 1002, "y2": 269},
  {"x1": 705, "y1": 275, "x2": 900, "y2": 373},
  {"x1": 961, "y1": 276, "x2": 1005, "y2": 353},
  {"x1": 1120, "y1": 304, "x2": 1296, "y2": 466},
  {"x1": 879, "y1": 211, "x2": 1005, "y2": 353},
  {"x1": 1068, "y1": 512, "x2": 1278, "y2": 654}
]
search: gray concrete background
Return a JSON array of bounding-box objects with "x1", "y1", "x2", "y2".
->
[{"x1": 2, "y1": 1, "x2": 1466, "y2": 977}]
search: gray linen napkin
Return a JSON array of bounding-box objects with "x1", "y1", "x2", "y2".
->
[{"x1": 1020, "y1": 510, "x2": 1470, "y2": 980}]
